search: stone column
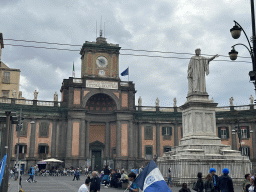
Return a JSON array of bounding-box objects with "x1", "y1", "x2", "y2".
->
[
  {"x1": 79, "y1": 120, "x2": 85, "y2": 158},
  {"x1": 116, "y1": 121, "x2": 121, "y2": 158},
  {"x1": 252, "y1": 122, "x2": 256, "y2": 159},
  {"x1": 105, "y1": 122, "x2": 110, "y2": 158},
  {"x1": 231, "y1": 124, "x2": 237, "y2": 150},
  {"x1": 138, "y1": 122, "x2": 142, "y2": 159},
  {"x1": 29, "y1": 120, "x2": 36, "y2": 158},
  {"x1": 128, "y1": 121, "x2": 133, "y2": 158},
  {"x1": 156, "y1": 123, "x2": 161, "y2": 157},
  {"x1": 85, "y1": 121, "x2": 90, "y2": 159},
  {"x1": 51, "y1": 120, "x2": 57, "y2": 157},
  {"x1": 66, "y1": 119, "x2": 72, "y2": 158},
  {"x1": 174, "y1": 122, "x2": 179, "y2": 147}
]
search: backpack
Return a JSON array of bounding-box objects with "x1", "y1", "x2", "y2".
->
[
  {"x1": 192, "y1": 182, "x2": 198, "y2": 191},
  {"x1": 28, "y1": 168, "x2": 32, "y2": 174}
]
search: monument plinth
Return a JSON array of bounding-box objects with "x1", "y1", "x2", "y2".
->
[{"x1": 157, "y1": 49, "x2": 251, "y2": 185}]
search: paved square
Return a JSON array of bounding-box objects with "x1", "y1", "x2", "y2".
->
[{"x1": 7, "y1": 175, "x2": 242, "y2": 192}]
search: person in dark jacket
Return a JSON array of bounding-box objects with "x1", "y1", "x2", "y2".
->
[
  {"x1": 218, "y1": 168, "x2": 234, "y2": 192},
  {"x1": 210, "y1": 168, "x2": 219, "y2": 192},
  {"x1": 195, "y1": 172, "x2": 204, "y2": 192},
  {"x1": 204, "y1": 174, "x2": 214, "y2": 192},
  {"x1": 179, "y1": 183, "x2": 191, "y2": 192},
  {"x1": 90, "y1": 171, "x2": 101, "y2": 192}
]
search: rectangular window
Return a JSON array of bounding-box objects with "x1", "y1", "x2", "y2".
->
[
  {"x1": 144, "y1": 126, "x2": 153, "y2": 140},
  {"x1": 2, "y1": 90, "x2": 9, "y2": 98},
  {"x1": 15, "y1": 145, "x2": 27, "y2": 154},
  {"x1": 39, "y1": 122, "x2": 49, "y2": 137},
  {"x1": 240, "y1": 147, "x2": 250, "y2": 157},
  {"x1": 163, "y1": 147, "x2": 172, "y2": 153},
  {"x1": 221, "y1": 128, "x2": 227, "y2": 139},
  {"x1": 241, "y1": 127, "x2": 247, "y2": 139},
  {"x1": 3, "y1": 72, "x2": 10, "y2": 83},
  {"x1": 38, "y1": 145, "x2": 49, "y2": 154},
  {"x1": 162, "y1": 127, "x2": 172, "y2": 136},
  {"x1": 145, "y1": 146, "x2": 153, "y2": 160},
  {"x1": 20, "y1": 122, "x2": 28, "y2": 137}
]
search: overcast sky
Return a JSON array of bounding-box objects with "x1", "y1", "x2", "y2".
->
[{"x1": 0, "y1": 0, "x2": 254, "y2": 107}]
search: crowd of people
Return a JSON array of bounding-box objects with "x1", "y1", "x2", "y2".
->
[{"x1": 179, "y1": 168, "x2": 256, "y2": 192}]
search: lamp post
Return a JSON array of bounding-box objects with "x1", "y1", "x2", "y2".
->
[{"x1": 229, "y1": 0, "x2": 256, "y2": 92}]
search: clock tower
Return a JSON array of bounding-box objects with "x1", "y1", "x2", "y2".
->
[{"x1": 80, "y1": 31, "x2": 121, "y2": 78}]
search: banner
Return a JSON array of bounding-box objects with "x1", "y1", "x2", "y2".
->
[{"x1": 0, "y1": 154, "x2": 7, "y2": 187}]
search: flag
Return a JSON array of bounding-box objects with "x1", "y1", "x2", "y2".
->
[
  {"x1": 0, "y1": 154, "x2": 7, "y2": 187},
  {"x1": 121, "y1": 67, "x2": 129, "y2": 76},
  {"x1": 134, "y1": 160, "x2": 171, "y2": 192},
  {"x1": 73, "y1": 62, "x2": 75, "y2": 78}
]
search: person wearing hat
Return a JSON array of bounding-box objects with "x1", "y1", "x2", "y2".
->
[
  {"x1": 218, "y1": 168, "x2": 234, "y2": 192},
  {"x1": 209, "y1": 168, "x2": 219, "y2": 192}
]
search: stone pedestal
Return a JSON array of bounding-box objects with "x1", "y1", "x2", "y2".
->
[{"x1": 157, "y1": 93, "x2": 251, "y2": 185}]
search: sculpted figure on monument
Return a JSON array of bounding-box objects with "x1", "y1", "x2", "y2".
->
[
  {"x1": 187, "y1": 49, "x2": 218, "y2": 94},
  {"x1": 155, "y1": 97, "x2": 160, "y2": 107},
  {"x1": 173, "y1": 97, "x2": 177, "y2": 107},
  {"x1": 138, "y1": 96, "x2": 142, "y2": 106},
  {"x1": 12, "y1": 89, "x2": 16, "y2": 98},
  {"x1": 229, "y1": 97, "x2": 234, "y2": 106},
  {"x1": 250, "y1": 95, "x2": 254, "y2": 105},
  {"x1": 54, "y1": 91, "x2": 58, "y2": 102},
  {"x1": 33, "y1": 90, "x2": 39, "y2": 100}
]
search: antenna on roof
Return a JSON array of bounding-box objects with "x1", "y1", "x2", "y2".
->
[{"x1": 100, "y1": 16, "x2": 103, "y2": 37}]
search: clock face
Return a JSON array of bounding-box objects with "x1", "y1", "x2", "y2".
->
[
  {"x1": 98, "y1": 70, "x2": 105, "y2": 76},
  {"x1": 96, "y1": 56, "x2": 108, "y2": 68}
]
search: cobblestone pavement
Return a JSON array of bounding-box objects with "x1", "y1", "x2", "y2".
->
[{"x1": 7, "y1": 175, "x2": 243, "y2": 192}]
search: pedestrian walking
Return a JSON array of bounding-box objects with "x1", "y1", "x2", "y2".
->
[
  {"x1": 78, "y1": 178, "x2": 90, "y2": 192},
  {"x1": 90, "y1": 171, "x2": 101, "y2": 192},
  {"x1": 210, "y1": 168, "x2": 219, "y2": 192},
  {"x1": 192, "y1": 172, "x2": 204, "y2": 192},
  {"x1": 243, "y1": 174, "x2": 251, "y2": 192},
  {"x1": 204, "y1": 174, "x2": 214, "y2": 192},
  {"x1": 26, "y1": 166, "x2": 35, "y2": 183},
  {"x1": 167, "y1": 167, "x2": 172, "y2": 187},
  {"x1": 219, "y1": 168, "x2": 234, "y2": 192}
]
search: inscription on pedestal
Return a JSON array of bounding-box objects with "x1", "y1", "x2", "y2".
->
[{"x1": 86, "y1": 80, "x2": 118, "y2": 89}]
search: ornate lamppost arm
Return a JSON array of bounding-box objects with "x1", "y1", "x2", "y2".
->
[{"x1": 234, "y1": 20, "x2": 253, "y2": 51}]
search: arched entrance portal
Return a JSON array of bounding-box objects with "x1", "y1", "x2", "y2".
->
[{"x1": 85, "y1": 93, "x2": 117, "y2": 112}]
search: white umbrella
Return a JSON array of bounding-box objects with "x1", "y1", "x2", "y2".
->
[{"x1": 42, "y1": 158, "x2": 63, "y2": 163}]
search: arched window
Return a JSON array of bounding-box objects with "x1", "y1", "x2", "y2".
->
[{"x1": 86, "y1": 93, "x2": 116, "y2": 112}]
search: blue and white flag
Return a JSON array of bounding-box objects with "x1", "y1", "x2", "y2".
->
[
  {"x1": 0, "y1": 154, "x2": 7, "y2": 187},
  {"x1": 134, "y1": 160, "x2": 171, "y2": 192},
  {"x1": 121, "y1": 67, "x2": 129, "y2": 76}
]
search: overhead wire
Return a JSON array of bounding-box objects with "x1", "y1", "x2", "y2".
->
[{"x1": 3, "y1": 38, "x2": 252, "y2": 63}]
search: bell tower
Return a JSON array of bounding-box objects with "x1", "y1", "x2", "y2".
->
[{"x1": 80, "y1": 31, "x2": 121, "y2": 79}]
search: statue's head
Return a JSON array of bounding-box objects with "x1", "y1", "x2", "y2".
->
[{"x1": 195, "y1": 48, "x2": 201, "y2": 56}]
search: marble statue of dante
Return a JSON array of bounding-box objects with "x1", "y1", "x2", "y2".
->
[
  {"x1": 229, "y1": 97, "x2": 234, "y2": 106},
  {"x1": 250, "y1": 95, "x2": 254, "y2": 105},
  {"x1": 138, "y1": 96, "x2": 142, "y2": 106},
  {"x1": 34, "y1": 90, "x2": 39, "y2": 100},
  {"x1": 155, "y1": 97, "x2": 160, "y2": 107},
  {"x1": 54, "y1": 91, "x2": 58, "y2": 102},
  {"x1": 173, "y1": 97, "x2": 177, "y2": 107},
  {"x1": 188, "y1": 49, "x2": 218, "y2": 93}
]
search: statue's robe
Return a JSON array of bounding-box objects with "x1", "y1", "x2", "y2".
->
[{"x1": 187, "y1": 56, "x2": 210, "y2": 93}]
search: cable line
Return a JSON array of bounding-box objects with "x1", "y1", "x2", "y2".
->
[
  {"x1": 4, "y1": 38, "x2": 251, "y2": 59},
  {"x1": 3, "y1": 43, "x2": 251, "y2": 63}
]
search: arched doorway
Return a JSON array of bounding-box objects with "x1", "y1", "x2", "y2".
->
[{"x1": 85, "y1": 93, "x2": 117, "y2": 112}]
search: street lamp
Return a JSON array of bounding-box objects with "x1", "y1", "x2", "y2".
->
[{"x1": 229, "y1": 0, "x2": 256, "y2": 90}]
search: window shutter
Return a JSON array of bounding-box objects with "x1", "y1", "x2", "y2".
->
[
  {"x1": 248, "y1": 147, "x2": 250, "y2": 157},
  {"x1": 162, "y1": 127, "x2": 165, "y2": 135},
  {"x1": 247, "y1": 127, "x2": 250, "y2": 138},
  {"x1": 218, "y1": 127, "x2": 221, "y2": 138},
  {"x1": 24, "y1": 145, "x2": 27, "y2": 154},
  {"x1": 46, "y1": 146, "x2": 49, "y2": 154},
  {"x1": 169, "y1": 127, "x2": 172, "y2": 136},
  {"x1": 226, "y1": 127, "x2": 229, "y2": 138},
  {"x1": 15, "y1": 145, "x2": 17, "y2": 154}
]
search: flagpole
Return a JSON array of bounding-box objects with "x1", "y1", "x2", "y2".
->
[{"x1": 128, "y1": 67, "x2": 129, "y2": 82}]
